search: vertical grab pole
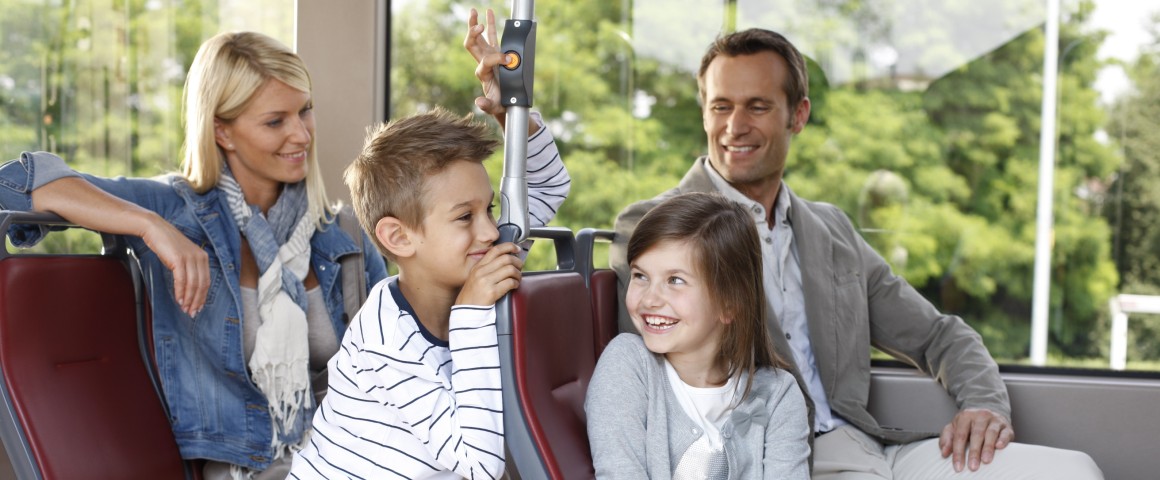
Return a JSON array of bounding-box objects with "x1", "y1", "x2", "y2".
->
[
  {"x1": 495, "y1": 0, "x2": 549, "y2": 478},
  {"x1": 496, "y1": 0, "x2": 536, "y2": 246}
]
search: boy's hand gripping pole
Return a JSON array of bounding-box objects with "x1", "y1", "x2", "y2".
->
[{"x1": 496, "y1": 0, "x2": 536, "y2": 245}]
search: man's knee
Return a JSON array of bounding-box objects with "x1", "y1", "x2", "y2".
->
[
  {"x1": 1051, "y1": 448, "x2": 1102, "y2": 479},
  {"x1": 997, "y1": 442, "x2": 1103, "y2": 479}
]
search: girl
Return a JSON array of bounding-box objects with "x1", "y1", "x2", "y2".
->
[{"x1": 586, "y1": 192, "x2": 810, "y2": 479}]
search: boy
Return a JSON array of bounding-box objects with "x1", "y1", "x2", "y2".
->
[{"x1": 289, "y1": 107, "x2": 569, "y2": 479}]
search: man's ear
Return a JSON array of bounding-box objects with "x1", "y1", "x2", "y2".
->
[
  {"x1": 375, "y1": 216, "x2": 415, "y2": 259},
  {"x1": 789, "y1": 97, "x2": 811, "y2": 134},
  {"x1": 214, "y1": 119, "x2": 234, "y2": 151}
]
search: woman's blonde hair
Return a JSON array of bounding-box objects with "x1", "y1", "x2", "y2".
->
[{"x1": 181, "y1": 31, "x2": 333, "y2": 226}]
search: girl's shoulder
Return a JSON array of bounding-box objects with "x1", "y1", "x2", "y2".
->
[
  {"x1": 603, "y1": 332, "x2": 652, "y2": 358},
  {"x1": 749, "y1": 367, "x2": 803, "y2": 399},
  {"x1": 596, "y1": 333, "x2": 661, "y2": 372},
  {"x1": 752, "y1": 365, "x2": 795, "y2": 381}
]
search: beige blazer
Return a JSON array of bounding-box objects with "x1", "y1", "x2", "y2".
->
[{"x1": 610, "y1": 157, "x2": 1010, "y2": 445}]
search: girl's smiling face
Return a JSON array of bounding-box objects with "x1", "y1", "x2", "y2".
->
[{"x1": 627, "y1": 240, "x2": 727, "y2": 374}]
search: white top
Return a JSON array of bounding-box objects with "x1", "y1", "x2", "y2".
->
[
  {"x1": 705, "y1": 162, "x2": 847, "y2": 433},
  {"x1": 663, "y1": 360, "x2": 737, "y2": 449},
  {"x1": 241, "y1": 286, "x2": 337, "y2": 372},
  {"x1": 664, "y1": 360, "x2": 737, "y2": 480}
]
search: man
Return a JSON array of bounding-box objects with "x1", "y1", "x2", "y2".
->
[{"x1": 610, "y1": 28, "x2": 1102, "y2": 479}]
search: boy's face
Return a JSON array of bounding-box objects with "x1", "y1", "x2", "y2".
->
[{"x1": 409, "y1": 159, "x2": 499, "y2": 290}]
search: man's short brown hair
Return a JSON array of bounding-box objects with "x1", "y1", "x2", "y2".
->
[
  {"x1": 344, "y1": 107, "x2": 499, "y2": 259},
  {"x1": 697, "y1": 28, "x2": 809, "y2": 108}
]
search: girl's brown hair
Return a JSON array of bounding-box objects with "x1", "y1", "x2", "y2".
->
[{"x1": 627, "y1": 192, "x2": 789, "y2": 400}]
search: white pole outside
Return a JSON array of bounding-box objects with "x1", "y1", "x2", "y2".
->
[
  {"x1": 1108, "y1": 294, "x2": 1160, "y2": 370},
  {"x1": 1110, "y1": 297, "x2": 1127, "y2": 370},
  {"x1": 1030, "y1": 0, "x2": 1061, "y2": 366}
]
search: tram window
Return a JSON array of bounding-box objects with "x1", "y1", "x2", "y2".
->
[
  {"x1": 0, "y1": 0, "x2": 295, "y2": 253},
  {"x1": 390, "y1": 0, "x2": 1160, "y2": 373}
]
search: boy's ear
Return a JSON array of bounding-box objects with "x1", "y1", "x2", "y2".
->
[{"x1": 375, "y1": 216, "x2": 415, "y2": 259}]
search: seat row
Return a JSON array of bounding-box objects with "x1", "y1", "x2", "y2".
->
[{"x1": 0, "y1": 212, "x2": 613, "y2": 480}]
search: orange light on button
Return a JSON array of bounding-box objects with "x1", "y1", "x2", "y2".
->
[{"x1": 502, "y1": 51, "x2": 521, "y2": 70}]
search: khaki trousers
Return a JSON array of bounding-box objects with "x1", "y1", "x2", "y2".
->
[{"x1": 812, "y1": 425, "x2": 1103, "y2": 480}]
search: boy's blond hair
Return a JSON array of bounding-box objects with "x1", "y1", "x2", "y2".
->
[{"x1": 345, "y1": 107, "x2": 498, "y2": 260}]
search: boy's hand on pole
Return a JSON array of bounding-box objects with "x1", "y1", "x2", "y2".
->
[{"x1": 456, "y1": 241, "x2": 523, "y2": 306}]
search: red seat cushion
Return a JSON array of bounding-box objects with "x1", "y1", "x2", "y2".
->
[{"x1": 0, "y1": 255, "x2": 187, "y2": 479}]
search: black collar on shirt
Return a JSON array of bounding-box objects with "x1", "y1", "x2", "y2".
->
[{"x1": 388, "y1": 278, "x2": 449, "y2": 348}]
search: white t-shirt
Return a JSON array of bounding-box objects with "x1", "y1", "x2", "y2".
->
[
  {"x1": 664, "y1": 360, "x2": 742, "y2": 480},
  {"x1": 663, "y1": 360, "x2": 739, "y2": 448}
]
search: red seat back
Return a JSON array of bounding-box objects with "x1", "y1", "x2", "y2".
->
[
  {"x1": 511, "y1": 272, "x2": 596, "y2": 480},
  {"x1": 588, "y1": 269, "x2": 618, "y2": 358},
  {"x1": 500, "y1": 227, "x2": 619, "y2": 480},
  {"x1": 0, "y1": 212, "x2": 188, "y2": 480}
]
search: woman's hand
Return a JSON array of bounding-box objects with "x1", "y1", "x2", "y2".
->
[{"x1": 139, "y1": 213, "x2": 209, "y2": 317}]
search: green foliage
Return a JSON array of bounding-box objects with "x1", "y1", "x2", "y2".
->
[
  {"x1": 4, "y1": 0, "x2": 1148, "y2": 367},
  {"x1": 1103, "y1": 13, "x2": 1160, "y2": 363},
  {"x1": 0, "y1": 0, "x2": 226, "y2": 254},
  {"x1": 386, "y1": 0, "x2": 1136, "y2": 362}
]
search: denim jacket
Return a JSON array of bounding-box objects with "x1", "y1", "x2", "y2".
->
[{"x1": 0, "y1": 152, "x2": 388, "y2": 470}]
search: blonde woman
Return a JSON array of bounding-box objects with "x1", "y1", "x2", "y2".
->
[{"x1": 2, "y1": 31, "x2": 375, "y2": 479}]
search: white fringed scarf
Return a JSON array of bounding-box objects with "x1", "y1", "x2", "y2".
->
[{"x1": 219, "y1": 171, "x2": 314, "y2": 479}]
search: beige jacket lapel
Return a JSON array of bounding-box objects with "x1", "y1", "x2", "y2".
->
[{"x1": 786, "y1": 189, "x2": 841, "y2": 404}]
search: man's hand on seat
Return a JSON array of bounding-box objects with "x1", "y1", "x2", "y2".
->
[{"x1": 939, "y1": 407, "x2": 1014, "y2": 472}]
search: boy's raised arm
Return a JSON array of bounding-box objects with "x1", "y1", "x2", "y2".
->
[
  {"x1": 464, "y1": 8, "x2": 570, "y2": 232},
  {"x1": 524, "y1": 112, "x2": 570, "y2": 229}
]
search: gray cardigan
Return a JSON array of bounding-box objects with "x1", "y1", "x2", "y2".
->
[
  {"x1": 611, "y1": 158, "x2": 1010, "y2": 445},
  {"x1": 586, "y1": 334, "x2": 810, "y2": 479}
]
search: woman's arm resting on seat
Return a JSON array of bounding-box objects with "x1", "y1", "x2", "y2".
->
[{"x1": 32, "y1": 176, "x2": 209, "y2": 317}]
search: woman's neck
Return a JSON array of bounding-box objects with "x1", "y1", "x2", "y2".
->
[{"x1": 225, "y1": 160, "x2": 282, "y2": 214}]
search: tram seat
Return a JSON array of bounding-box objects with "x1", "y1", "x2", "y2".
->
[
  {"x1": 501, "y1": 228, "x2": 599, "y2": 479},
  {"x1": 0, "y1": 211, "x2": 191, "y2": 480},
  {"x1": 500, "y1": 228, "x2": 619, "y2": 480},
  {"x1": 576, "y1": 229, "x2": 618, "y2": 357}
]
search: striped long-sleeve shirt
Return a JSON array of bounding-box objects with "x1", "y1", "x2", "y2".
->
[
  {"x1": 290, "y1": 279, "x2": 505, "y2": 480},
  {"x1": 290, "y1": 116, "x2": 567, "y2": 479},
  {"x1": 518, "y1": 112, "x2": 571, "y2": 232}
]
